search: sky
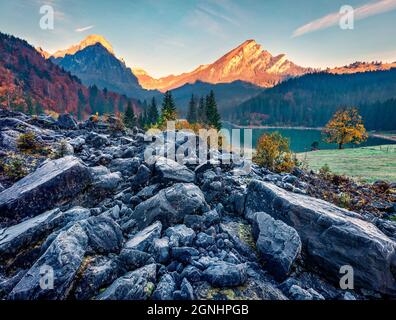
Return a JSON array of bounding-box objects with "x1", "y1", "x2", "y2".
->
[{"x1": 0, "y1": 0, "x2": 395, "y2": 77}]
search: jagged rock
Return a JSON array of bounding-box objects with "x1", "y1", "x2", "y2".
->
[
  {"x1": 250, "y1": 212, "x2": 301, "y2": 280},
  {"x1": 97, "y1": 263, "x2": 157, "y2": 300},
  {"x1": 131, "y1": 183, "x2": 208, "y2": 229},
  {"x1": 118, "y1": 249, "x2": 154, "y2": 270},
  {"x1": 180, "y1": 265, "x2": 202, "y2": 282},
  {"x1": 154, "y1": 157, "x2": 195, "y2": 183},
  {"x1": 195, "y1": 232, "x2": 215, "y2": 248},
  {"x1": 0, "y1": 156, "x2": 92, "y2": 221},
  {"x1": 152, "y1": 273, "x2": 176, "y2": 300},
  {"x1": 179, "y1": 278, "x2": 194, "y2": 300},
  {"x1": 86, "y1": 132, "x2": 109, "y2": 148},
  {"x1": 171, "y1": 247, "x2": 199, "y2": 263},
  {"x1": 74, "y1": 256, "x2": 120, "y2": 300},
  {"x1": 151, "y1": 238, "x2": 170, "y2": 264},
  {"x1": 203, "y1": 262, "x2": 247, "y2": 287},
  {"x1": 0, "y1": 129, "x2": 20, "y2": 151},
  {"x1": 288, "y1": 285, "x2": 315, "y2": 300},
  {"x1": 124, "y1": 221, "x2": 162, "y2": 252},
  {"x1": 0, "y1": 209, "x2": 61, "y2": 259},
  {"x1": 0, "y1": 269, "x2": 27, "y2": 298},
  {"x1": 81, "y1": 214, "x2": 123, "y2": 254},
  {"x1": 8, "y1": 223, "x2": 88, "y2": 300},
  {"x1": 69, "y1": 136, "x2": 86, "y2": 152},
  {"x1": 130, "y1": 164, "x2": 151, "y2": 189},
  {"x1": 245, "y1": 180, "x2": 396, "y2": 295},
  {"x1": 57, "y1": 114, "x2": 78, "y2": 130},
  {"x1": 110, "y1": 158, "x2": 140, "y2": 175},
  {"x1": 165, "y1": 224, "x2": 195, "y2": 247},
  {"x1": 92, "y1": 172, "x2": 122, "y2": 192}
]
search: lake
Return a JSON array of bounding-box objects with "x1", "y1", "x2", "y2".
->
[{"x1": 221, "y1": 123, "x2": 396, "y2": 153}]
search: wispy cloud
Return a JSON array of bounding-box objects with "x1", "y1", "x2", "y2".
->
[
  {"x1": 75, "y1": 25, "x2": 95, "y2": 32},
  {"x1": 293, "y1": 0, "x2": 396, "y2": 37}
]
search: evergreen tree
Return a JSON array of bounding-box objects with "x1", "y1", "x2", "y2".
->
[
  {"x1": 160, "y1": 91, "x2": 177, "y2": 124},
  {"x1": 186, "y1": 94, "x2": 198, "y2": 124},
  {"x1": 26, "y1": 96, "x2": 34, "y2": 115},
  {"x1": 123, "y1": 101, "x2": 136, "y2": 128},
  {"x1": 205, "y1": 90, "x2": 221, "y2": 130},
  {"x1": 35, "y1": 102, "x2": 44, "y2": 115},
  {"x1": 147, "y1": 97, "x2": 159, "y2": 125},
  {"x1": 77, "y1": 89, "x2": 86, "y2": 120},
  {"x1": 198, "y1": 96, "x2": 207, "y2": 124}
]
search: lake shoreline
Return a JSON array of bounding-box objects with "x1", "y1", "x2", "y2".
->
[{"x1": 223, "y1": 121, "x2": 396, "y2": 143}]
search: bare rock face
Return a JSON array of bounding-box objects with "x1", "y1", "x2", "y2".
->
[
  {"x1": 0, "y1": 156, "x2": 92, "y2": 221},
  {"x1": 245, "y1": 180, "x2": 396, "y2": 295}
]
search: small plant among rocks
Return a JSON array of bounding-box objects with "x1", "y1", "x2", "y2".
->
[
  {"x1": 17, "y1": 131, "x2": 50, "y2": 156},
  {"x1": 0, "y1": 153, "x2": 30, "y2": 182}
]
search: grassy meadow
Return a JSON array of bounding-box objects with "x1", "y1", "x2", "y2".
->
[{"x1": 298, "y1": 145, "x2": 396, "y2": 183}]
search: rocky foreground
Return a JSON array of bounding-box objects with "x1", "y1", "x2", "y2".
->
[{"x1": 0, "y1": 110, "x2": 396, "y2": 300}]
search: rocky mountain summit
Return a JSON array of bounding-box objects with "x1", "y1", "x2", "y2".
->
[{"x1": 1, "y1": 109, "x2": 396, "y2": 300}]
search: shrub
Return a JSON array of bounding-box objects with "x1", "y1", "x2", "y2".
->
[
  {"x1": 0, "y1": 153, "x2": 29, "y2": 181},
  {"x1": 17, "y1": 131, "x2": 41, "y2": 151},
  {"x1": 319, "y1": 163, "x2": 331, "y2": 176},
  {"x1": 253, "y1": 132, "x2": 296, "y2": 172}
]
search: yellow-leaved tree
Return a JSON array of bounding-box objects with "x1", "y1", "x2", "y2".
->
[{"x1": 322, "y1": 108, "x2": 368, "y2": 149}]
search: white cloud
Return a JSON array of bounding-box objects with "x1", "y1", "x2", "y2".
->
[
  {"x1": 75, "y1": 25, "x2": 94, "y2": 32},
  {"x1": 293, "y1": 0, "x2": 396, "y2": 37}
]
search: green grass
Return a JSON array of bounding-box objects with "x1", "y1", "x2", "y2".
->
[{"x1": 298, "y1": 145, "x2": 396, "y2": 183}]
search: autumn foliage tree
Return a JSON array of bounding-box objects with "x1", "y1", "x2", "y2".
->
[
  {"x1": 253, "y1": 132, "x2": 296, "y2": 172},
  {"x1": 322, "y1": 107, "x2": 368, "y2": 149}
]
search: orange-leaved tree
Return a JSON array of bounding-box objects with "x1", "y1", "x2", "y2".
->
[{"x1": 322, "y1": 107, "x2": 368, "y2": 149}]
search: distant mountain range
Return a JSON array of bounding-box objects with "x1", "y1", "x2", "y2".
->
[
  {"x1": 0, "y1": 32, "x2": 141, "y2": 118},
  {"x1": 133, "y1": 39, "x2": 314, "y2": 91}
]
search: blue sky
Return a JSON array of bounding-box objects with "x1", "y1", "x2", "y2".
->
[{"x1": 0, "y1": 0, "x2": 395, "y2": 77}]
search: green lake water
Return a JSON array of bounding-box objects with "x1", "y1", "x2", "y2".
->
[{"x1": 221, "y1": 123, "x2": 396, "y2": 153}]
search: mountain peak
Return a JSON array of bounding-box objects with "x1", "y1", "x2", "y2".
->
[{"x1": 51, "y1": 34, "x2": 114, "y2": 58}]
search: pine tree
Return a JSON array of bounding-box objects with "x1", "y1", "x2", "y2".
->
[
  {"x1": 123, "y1": 101, "x2": 136, "y2": 128},
  {"x1": 26, "y1": 96, "x2": 34, "y2": 115},
  {"x1": 198, "y1": 96, "x2": 207, "y2": 124},
  {"x1": 160, "y1": 91, "x2": 177, "y2": 124},
  {"x1": 147, "y1": 97, "x2": 159, "y2": 125},
  {"x1": 205, "y1": 90, "x2": 221, "y2": 130},
  {"x1": 186, "y1": 94, "x2": 198, "y2": 124}
]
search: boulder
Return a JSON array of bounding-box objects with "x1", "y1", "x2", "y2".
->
[
  {"x1": 0, "y1": 156, "x2": 92, "y2": 220},
  {"x1": 203, "y1": 262, "x2": 247, "y2": 287},
  {"x1": 131, "y1": 183, "x2": 208, "y2": 229},
  {"x1": 81, "y1": 214, "x2": 123, "y2": 254},
  {"x1": 152, "y1": 273, "x2": 176, "y2": 300},
  {"x1": 0, "y1": 209, "x2": 61, "y2": 259},
  {"x1": 8, "y1": 223, "x2": 88, "y2": 300},
  {"x1": 171, "y1": 247, "x2": 199, "y2": 263},
  {"x1": 165, "y1": 224, "x2": 195, "y2": 247},
  {"x1": 86, "y1": 132, "x2": 109, "y2": 148},
  {"x1": 74, "y1": 256, "x2": 120, "y2": 300},
  {"x1": 151, "y1": 238, "x2": 170, "y2": 264},
  {"x1": 251, "y1": 212, "x2": 301, "y2": 280},
  {"x1": 124, "y1": 221, "x2": 162, "y2": 252},
  {"x1": 110, "y1": 158, "x2": 140, "y2": 175},
  {"x1": 118, "y1": 249, "x2": 154, "y2": 270},
  {"x1": 245, "y1": 180, "x2": 396, "y2": 295},
  {"x1": 57, "y1": 114, "x2": 78, "y2": 130},
  {"x1": 154, "y1": 157, "x2": 195, "y2": 183},
  {"x1": 130, "y1": 164, "x2": 151, "y2": 189},
  {"x1": 97, "y1": 263, "x2": 156, "y2": 300}
]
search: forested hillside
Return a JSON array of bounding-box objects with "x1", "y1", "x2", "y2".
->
[{"x1": 229, "y1": 70, "x2": 396, "y2": 130}]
